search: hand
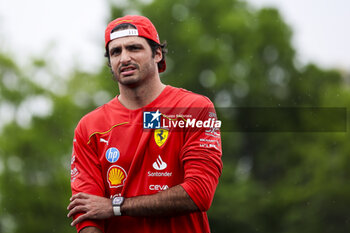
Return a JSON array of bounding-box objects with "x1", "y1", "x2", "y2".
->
[{"x1": 67, "y1": 193, "x2": 114, "y2": 226}]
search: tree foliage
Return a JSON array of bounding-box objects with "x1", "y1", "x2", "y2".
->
[{"x1": 1, "y1": 0, "x2": 350, "y2": 232}]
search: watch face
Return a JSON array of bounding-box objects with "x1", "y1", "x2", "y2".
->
[{"x1": 112, "y1": 196, "x2": 124, "y2": 206}]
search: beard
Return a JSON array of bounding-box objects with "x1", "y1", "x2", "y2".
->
[
  {"x1": 111, "y1": 60, "x2": 157, "y2": 87},
  {"x1": 112, "y1": 62, "x2": 140, "y2": 85}
]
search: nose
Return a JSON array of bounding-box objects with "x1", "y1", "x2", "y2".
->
[{"x1": 120, "y1": 50, "x2": 131, "y2": 64}]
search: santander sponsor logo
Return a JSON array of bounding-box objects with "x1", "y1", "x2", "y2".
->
[
  {"x1": 148, "y1": 155, "x2": 172, "y2": 177},
  {"x1": 153, "y1": 155, "x2": 167, "y2": 170}
]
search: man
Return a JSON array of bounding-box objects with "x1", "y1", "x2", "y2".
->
[{"x1": 67, "y1": 15, "x2": 222, "y2": 233}]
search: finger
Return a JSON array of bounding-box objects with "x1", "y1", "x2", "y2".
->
[
  {"x1": 67, "y1": 198, "x2": 85, "y2": 210},
  {"x1": 70, "y1": 192, "x2": 89, "y2": 201},
  {"x1": 67, "y1": 198, "x2": 87, "y2": 210},
  {"x1": 67, "y1": 200, "x2": 77, "y2": 210},
  {"x1": 71, "y1": 213, "x2": 89, "y2": 226},
  {"x1": 67, "y1": 205, "x2": 87, "y2": 218}
]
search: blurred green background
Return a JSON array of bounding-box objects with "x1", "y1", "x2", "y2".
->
[{"x1": 1, "y1": 0, "x2": 350, "y2": 232}]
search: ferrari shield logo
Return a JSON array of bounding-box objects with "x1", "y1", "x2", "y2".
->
[{"x1": 154, "y1": 129, "x2": 169, "y2": 147}]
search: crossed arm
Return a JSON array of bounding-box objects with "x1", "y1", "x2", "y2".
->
[{"x1": 67, "y1": 185, "x2": 198, "y2": 233}]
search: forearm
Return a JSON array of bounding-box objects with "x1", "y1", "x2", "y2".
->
[
  {"x1": 80, "y1": 226, "x2": 102, "y2": 233},
  {"x1": 68, "y1": 185, "x2": 198, "y2": 227},
  {"x1": 121, "y1": 185, "x2": 199, "y2": 216}
]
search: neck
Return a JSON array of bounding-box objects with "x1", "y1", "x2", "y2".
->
[{"x1": 118, "y1": 79, "x2": 166, "y2": 110}]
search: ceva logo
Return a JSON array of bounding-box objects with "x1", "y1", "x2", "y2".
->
[{"x1": 149, "y1": 184, "x2": 169, "y2": 191}]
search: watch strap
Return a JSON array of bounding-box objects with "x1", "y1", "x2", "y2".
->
[{"x1": 113, "y1": 205, "x2": 121, "y2": 216}]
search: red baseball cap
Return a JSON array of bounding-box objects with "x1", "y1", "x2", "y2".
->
[{"x1": 105, "y1": 15, "x2": 166, "y2": 73}]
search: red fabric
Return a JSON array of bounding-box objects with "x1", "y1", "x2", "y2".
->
[{"x1": 70, "y1": 86, "x2": 223, "y2": 233}]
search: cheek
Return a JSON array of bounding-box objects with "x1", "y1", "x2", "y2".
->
[{"x1": 110, "y1": 59, "x2": 119, "y2": 71}]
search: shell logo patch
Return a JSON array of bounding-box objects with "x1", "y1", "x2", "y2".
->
[
  {"x1": 107, "y1": 165, "x2": 127, "y2": 188},
  {"x1": 154, "y1": 128, "x2": 169, "y2": 147}
]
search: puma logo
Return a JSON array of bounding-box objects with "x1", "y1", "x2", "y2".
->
[{"x1": 100, "y1": 138, "x2": 109, "y2": 145}]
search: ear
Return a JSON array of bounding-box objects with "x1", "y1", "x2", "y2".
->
[{"x1": 154, "y1": 47, "x2": 162, "y2": 63}]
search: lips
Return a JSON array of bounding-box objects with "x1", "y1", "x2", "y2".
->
[{"x1": 119, "y1": 64, "x2": 138, "y2": 76}]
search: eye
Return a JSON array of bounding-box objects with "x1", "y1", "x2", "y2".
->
[
  {"x1": 110, "y1": 47, "x2": 121, "y2": 56},
  {"x1": 128, "y1": 45, "x2": 143, "y2": 51}
]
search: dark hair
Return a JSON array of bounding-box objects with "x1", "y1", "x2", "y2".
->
[
  {"x1": 144, "y1": 38, "x2": 167, "y2": 72},
  {"x1": 104, "y1": 23, "x2": 167, "y2": 72}
]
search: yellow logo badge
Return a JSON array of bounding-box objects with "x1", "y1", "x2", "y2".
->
[
  {"x1": 154, "y1": 128, "x2": 169, "y2": 147},
  {"x1": 107, "y1": 165, "x2": 127, "y2": 188}
]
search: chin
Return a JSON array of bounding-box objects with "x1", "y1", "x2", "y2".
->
[{"x1": 118, "y1": 76, "x2": 142, "y2": 87}]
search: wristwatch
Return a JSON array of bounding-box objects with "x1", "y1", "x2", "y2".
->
[{"x1": 112, "y1": 196, "x2": 124, "y2": 216}]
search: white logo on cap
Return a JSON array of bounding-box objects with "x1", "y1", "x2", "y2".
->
[{"x1": 110, "y1": 29, "x2": 139, "y2": 40}]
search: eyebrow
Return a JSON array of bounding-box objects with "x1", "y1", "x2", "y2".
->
[{"x1": 109, "y1": 42, "x2": 144, "y2": 55}]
